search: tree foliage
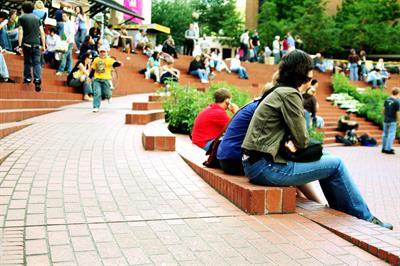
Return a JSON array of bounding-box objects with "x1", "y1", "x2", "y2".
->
[
  {"x1": 194, "y1": 0, "x2": 244, "y2": 45},
  {"x1": 257, "y1": 0, "x2": 400, "y2": 55},
  {"x1": 152, "y1": 0, "x2": 244, "y2": 47},
  {"x1": 151, "y1": 0, "x2": 197, "y2": 46}
]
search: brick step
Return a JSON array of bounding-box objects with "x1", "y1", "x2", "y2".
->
[
  {"x1": 321, "y1": 125, "x2": 379, "y2": 131},
  {"x1": 132, "y1": 101, "x2": 163, "y2": 110},
  {"x1": 0, "y1": 121, "x2": 32, "y2": 138},
  {"x1": 0, "y1": 108, "x2": 58, "y2": 123},
  {"x1": 0, "y1": 99, "x2": 81, "y2": 110},
  {"x1": 0, "y1": 90, "x2": 83, "y2": 100},
  {"x1": 125, "y1": 109, "x2": 165, "y2": 125},
  {"x1": 0, "y1": 82, "x2": 80, "y2": 94},
  {"x1": 176, "y1": 137, "x2": 296, "y2": 214},
  {"x1": 142, "y1": 120, "x2": 175, "y2": 151}
]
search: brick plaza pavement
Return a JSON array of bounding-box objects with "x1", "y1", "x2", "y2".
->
[{"x1": 0, "y1": 94, "x2": 392, "y2": 265}]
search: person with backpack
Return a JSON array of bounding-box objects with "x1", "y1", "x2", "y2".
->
[{"x1": 382, "y1": 87, "x2": 400, "y2": 154}]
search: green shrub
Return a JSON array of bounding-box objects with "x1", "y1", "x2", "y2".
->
[
  {"x1": 309, "y1": 127, "x2": 325, "y2": 143},
  {"x1": 331, "y1": 74, "x2": 400, "y2": 139},
  {"x1": 160, "y1": 82, "x2": 251, "y2": 134}
]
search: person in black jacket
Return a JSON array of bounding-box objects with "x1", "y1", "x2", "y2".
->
[{"x1": 188, "y1": 55, "x2": 209, "y2": 83}]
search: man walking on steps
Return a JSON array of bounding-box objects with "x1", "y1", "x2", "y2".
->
[
  {"x1": 382, "y1": 87, "x2": 400, "y2": 154},
  {"x1": 18, "y1": 1, "x2": 46, "y2": 92}
]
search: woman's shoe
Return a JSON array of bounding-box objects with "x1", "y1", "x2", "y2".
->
[{"x1": 371, "y1": 216, "x2": 393, "y2": 230}]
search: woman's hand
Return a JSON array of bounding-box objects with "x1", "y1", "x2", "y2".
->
[{"x1": 285, "y1": 140, "x2": 297, "y2": 153}]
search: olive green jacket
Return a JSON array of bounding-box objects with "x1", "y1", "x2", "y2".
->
[{"x1": 242, "y1": 86, "x2": 309, "y2": 163}]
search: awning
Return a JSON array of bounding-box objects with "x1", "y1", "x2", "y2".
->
[
  {"x1": 113, "y1": 24, "x2": 171, "y2": 34},
  {"x1": 87, "y1": 0, "x2": 144, "y2": 20}
]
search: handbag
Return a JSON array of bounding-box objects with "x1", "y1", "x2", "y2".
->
[
  {"x1": 280, "y1": 138, "x2": 323, "y2": 162},
  {"x1": 203, "y1": 137, "x2": 222, "y2": 168}
]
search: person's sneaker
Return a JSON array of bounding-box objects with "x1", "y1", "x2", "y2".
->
[
  {"x1": 382, "y1": 149, "x2": 395, "y2": 154},
  {"x1": 201, "y1": 79, "x2": 209, "y2": 84},
  {"x1": 108, "y1": 97, "x2": 112, "y2": 104},
  {"x1": 83, "y1": 95, "x2": 92, "y2": 101},
  {"x1": 34, "y1": 80, "x2": 41, "y2": 92},
  {"x1": 92, "y1": 108, "x2": 99, "y2": 113},
  {"x1": 371, "y1": 216, "x2": 393, "y2": 230},
  {"x1": 5, "y1": 78, "x2": 16, "y2": 83},
  {"x1": 23, "y1": 78, "x2": 32, "y2": 84},
  {"x1": 56, "y1": 72, "x2": 63, "y2": 76}
]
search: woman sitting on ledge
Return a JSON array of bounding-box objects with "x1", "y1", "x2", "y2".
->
[{"x1": 241, "y1": 49, "x2": 393, "y2": 230}]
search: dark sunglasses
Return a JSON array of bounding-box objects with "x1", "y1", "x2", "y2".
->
[{"x1": 305, "y1": 76, "x2": 313, "y2": 82}]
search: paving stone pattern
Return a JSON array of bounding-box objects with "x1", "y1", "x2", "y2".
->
[{"x1": 0, "y1": 94, "x2": 390, "y2": 265}]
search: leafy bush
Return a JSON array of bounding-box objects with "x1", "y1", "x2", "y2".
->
[
  {"x1": 160, "y1": 82, "x2": 251, "y2": 134},
  {"x1": 309, "y1": 127, "x2": 324, "y2": 143},
  {"x1": 331, "y1": 74, "x2": 400, "y2": 139}
]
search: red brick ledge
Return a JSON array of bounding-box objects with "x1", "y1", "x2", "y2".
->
[
  {"x1": 297, "y1": 198, "x2": 400, "y2": 265},
  {"x1": 142, "y1": 120, "x2": 175, "y2": 151},
  {"x1": 176, "y1": 138, "x2": 297, "y2": 214}
]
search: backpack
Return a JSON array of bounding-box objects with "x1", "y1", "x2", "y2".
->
[{"x1": 358, "y1": 134, "x2": 377, "y2": 147}]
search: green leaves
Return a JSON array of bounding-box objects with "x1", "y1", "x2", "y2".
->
[{"x1": 160, "y1": 82, "x2": 250, "y2": 134}]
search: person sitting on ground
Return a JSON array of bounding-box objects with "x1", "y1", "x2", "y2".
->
[
  {"x1": 210, "y1": 48, "x2": 230, "y2": 73},
  {"x1": 337, "y1": 112, "x2": 359, "y2": 133},
  {"x1": 120, "y1": 25, "x2": 134, "y2": 53},
  {"x1": 333, "y1": 61, "x2": 347, "y2": 75},
  {"x1": 229, "y1": 54, "x2": 249, "y2": 79},
  {"x1": 160, "y1": 59, "x2": 180, "y2": 84},
  {"x1": 89, "y1": 21, "x2": 101, "y2": 43},
  {"x1": 313, "y1": 53, "x2": 326, "y2": 73},
  {"x1": 79, "y1": 35, "x2": 96, "y2": 59},
  {"x1": 366, "y1": 68, "x2": 384, "y2": 89},
  {"x1": 375, "y1": 58, "x2": 390, "y2": 85},
  {"x1": 0, "y1": 46, "x2": 15, "y2": 83},
  {"x1": 7, "y1": 10, "x2": 19, "y2": 50},
  {"x1": 134, "y1": 29, "x2": 151, "y2": 51},
  {"x1": 44, "y1": 27, "x2": 61, "y2": 69},
  {"x1": 0, "y1": 11, "x2": 13, "y2": 51},
  {"x1": 104, "y1": 24, "x2": 120, "y2": 48},
  {"x1": 303, "y1": 79, "x2": 324, "y2": 129},
  {"x1": 188, "y1": 54, "x2": 209, "y2": 84},
  {"x1": 241, "y1": 49, "x2": 393, "y2": 230},
  {"x1": 192, "y1": 88, "x2": 239, "y2": 151},
  {"x1": 145, "y1": 51, "x2": 162, "y2": 83},
  {"x1": 67, "y1": 52, "x2": 93, "y2": 101},
  {"x1": 162, "y1": 35, "x2": 178, "y2": 59}
]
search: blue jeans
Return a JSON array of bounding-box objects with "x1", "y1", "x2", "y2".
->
[
  {"x1": 190, "y1": 70, "x2": 208, "y2": 81},
  {"x1": 92, "y1": 79, "x2": 112, "y2": 109},
  {"x1": 382, "y1": 122, "x2": 397, "y2": 151},
  {"x1": 315, "y1": 63, "x2": 326, "y2": 73},
  {"x1": 273, "y1": 52, "x2": 280, "y2": 64},
  {"x1": 304, "y1": 110, "x2": 311, "y2": 129},
  {"x1": 0, "y1": 53, "x2": 9, "y2": 79},
  {"x1": 75, "y1": 28, "x2": 87, "y2": 50},
  {"x1": 58, "y1": 43, "x2": 73, "y2": 73},
  {"x1": 0, "y1": 26, "x2": 12, "y2": 51},
  {"x1": 349, "y1": 63, "x2": 358, "y2": 81},
  {"x1": 68, "y1": 77, "x2": 93, "y2": 95},
  {"x1": 231, "y1": 67, "x2": 248, "y2": 79},
  {"x1": 22, "y1": 45, "x2": 42, "y2": 82},
  {"x1": 242, "y1": 154, "x2": 373, "y2": 221},
  {"x1": 368, "y1": 78, "x2": 383, "y2": 88}
]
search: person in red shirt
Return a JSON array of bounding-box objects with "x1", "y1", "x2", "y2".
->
[{"x1": 192, "y1": 88, "x2": 239, "y2": 150}]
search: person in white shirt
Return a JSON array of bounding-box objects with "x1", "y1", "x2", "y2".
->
[
  {"x1": 44, "y1": 27, "x2": 60, "y2": 68},
  {"x1": 229, "y1": 54, "x2": 248, "y2": 79},
  {"x1": 272, "y1": 35, "x2": 281, "y2": 64},
  {"x1": 135, "y1": 29, "x2": 150, "y2": 50},
  {"x1": 56, "y1": 12, "x2": 75, "y2": 75},
  {"x1": 104, "y1": 24, "x2": 120, "y2": 48},
  {"x1": 210, "y1": 48, "x2": 230, "y2": 73}
]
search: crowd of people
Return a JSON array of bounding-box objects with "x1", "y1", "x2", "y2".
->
[{"x1": 191, "y1": 50, "x2": 396, "y2": 231}]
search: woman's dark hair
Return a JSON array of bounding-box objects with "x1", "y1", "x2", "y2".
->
[
  {"x1": 22, "y1": 1, "x2": 34, "y2": 13},
  {"x1": 80, "y1": 52, "x2": 92, "y2": 63},
  {"x1": 9, "y1": 9, "x2": 17, "y2": 17},
  {"x1": 49, "y1": 27, "x2": 57, "y2": 34},
  {"x1": 277, "y1": 49, "x2": 313, "y2": 89},
  {"x1": 75, "y1": 6, "x2": 84, "y2": 15},
  {"x1": 151, "y1": 51, "x2": 159, "y2": 60},
  {"x1": 83, "y1": 35, "x2": 91, "y2": 44}
]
